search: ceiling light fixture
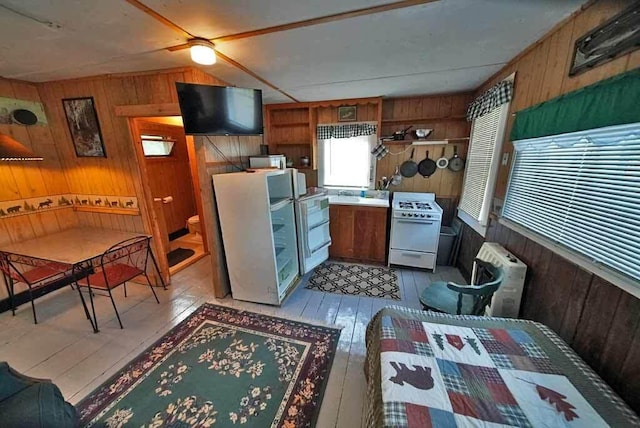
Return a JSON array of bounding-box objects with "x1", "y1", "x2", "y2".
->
[
  {"x1": 0, "y1": 133, "x2": 43, "y2": 161},
  {"x1": 189, "y1": 38, "x2": 216, "y2": 65}
]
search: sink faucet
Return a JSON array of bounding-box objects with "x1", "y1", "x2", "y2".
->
[{"x1": 338, "y1": 190, "x2": 354, "y2": 196}]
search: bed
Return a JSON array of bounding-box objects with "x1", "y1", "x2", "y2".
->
[{"x1": 365, "y1": 306, "x2": 639, "y2": 427}]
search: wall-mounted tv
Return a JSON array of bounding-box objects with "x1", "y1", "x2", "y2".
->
[{"x1": 176, "y1": 83, "x2": 263, "y2": 136}]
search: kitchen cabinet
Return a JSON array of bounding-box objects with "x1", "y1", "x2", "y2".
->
[{"x1": 329, "y1": 204, "x2": 388, "y2": 264}]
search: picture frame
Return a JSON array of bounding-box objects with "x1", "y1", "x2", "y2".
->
[
  {"x1": 338, "y1": 105, "x2": 357, "y2": 122},
  {"x1": 62, "y1": 97, "x2": 106, "y2": 157},
  {"x1": 569, "y1": 2, "x2": 640, "y2": 76}
]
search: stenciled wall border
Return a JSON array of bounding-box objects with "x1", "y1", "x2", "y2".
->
[{"x1": 0, "y1": 194, "x2": 139, "y2": 218}]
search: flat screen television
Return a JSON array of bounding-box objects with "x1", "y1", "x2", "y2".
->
[{"x1": 176, "y1": 83, "x2": 263, "y2": 136}]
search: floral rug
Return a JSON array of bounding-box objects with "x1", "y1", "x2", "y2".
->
[
  {"x1": 76, "y1": 303, "x2": 341, "y2": 427},
  {"x1": 306, "y1": 262, "x2": 401, "y2": 300}
]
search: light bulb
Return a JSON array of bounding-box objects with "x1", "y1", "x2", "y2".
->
[{"x1": 189, "y1": 39, "x2": 216, "y2": 65}]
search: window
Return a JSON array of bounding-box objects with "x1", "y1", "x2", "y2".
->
[
  {"x1": 318, "y1": 134, "x2": 376, "y2": 189},
  {"x1": 141, "y1": 134, "x2": 175, "y2": 157},
  {"x1": 503, "y1": 122, "x2": 640, "y2": 284},
  {"x1": 458, "y1": 102, "x2": 509, "y2": 236}
]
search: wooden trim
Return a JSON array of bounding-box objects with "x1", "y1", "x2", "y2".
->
[
  {"x1": 114, "y1": 103, "x2": 181, "y2": 117},
  {"x1": 381, "y1": 115, "x2": 467, "y2": 124},
  {"x1": 185, "y1": 135, "x2": 209, "y2": 253},
  {"x1": 214, "y1": 51, "x2": 299, "y2": 103},
  {"x1": 478, "y1": 0, "x2": 598, "y2": 91},
  {"x1": 211, "y1": 0, "x2": 440, "y2": 43},
  {"x1": 33, "y1": 67, "x2": 194, "y2": 86},
  {"x1": 73, "y1": 206, "x2": 140, "y2": 216},
  {"x1": 266, "y1": 96, "x2": 383, "y2": 109},
  {"x1": 123, "y1": 0, "x2": 194, "y2": 39}
]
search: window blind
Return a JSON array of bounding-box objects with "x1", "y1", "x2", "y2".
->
[
  {"x1": 459, "y1": 104, "x2": 507, "y2": 227},
  {"x1": 503, "y1": 123, "x2": 640, "y2": 283}
]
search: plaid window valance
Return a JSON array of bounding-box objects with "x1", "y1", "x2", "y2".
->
[
  {"x1": 317, "y1": 123, "x2": 377, "y2": 139},
  {"x1": 466, "y1": 80, "x2": 514, "y2": 121}
]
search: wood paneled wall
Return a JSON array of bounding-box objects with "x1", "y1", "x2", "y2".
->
[
  {"x1": 477, "y1": 0, "x2": 640, "y2": 198},
  {"x1": 137, "y1": 120, "x2": 196, "y2": 234},
  {"x1": 376, "y1": 93, "x2": 472, "y2": 199},
  {"x1": 0, "y1": 78, "x2": 79, "y2": 300},
  {"x1": 456, "y1": 1, "x2": 640, "y2": 413}
]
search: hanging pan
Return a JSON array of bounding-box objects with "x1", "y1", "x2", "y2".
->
[
  {"x1": 448, "y1": 145, "x2": 465, "y2": 172},
  {"x1": 418, "y1": 150, "x2": 437, "y2": 178},
  {"x1": 436, "y1": 147, "x2": 449, "y2": 169},
  {"x1": 400, "y1": 148, "x2": 418, "y2": 177}
]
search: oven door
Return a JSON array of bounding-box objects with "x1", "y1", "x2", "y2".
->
[{"x1": 390, "y1": 217, "x2": 439, "y2": 253}]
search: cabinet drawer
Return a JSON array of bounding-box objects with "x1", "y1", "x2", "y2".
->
[{"x1": 389, "y1": 249, "x2": 435, "y2": 269}]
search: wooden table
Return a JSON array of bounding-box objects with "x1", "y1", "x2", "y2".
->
[{"x1": 0, "y1": 227, "x2": 157, "y2": 332}]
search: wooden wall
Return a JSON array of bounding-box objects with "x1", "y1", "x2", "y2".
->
[
  {"x1": 477, "y1": 0, "x2": 640, "y2": 198},
  {"x1": 137, "y1": 120, "x2": 196, "y2": 234},
  {"x1": 0, "y1": 78, "x2": 79, "y2": 300},
  {"x1": 457, "y1": 0, "x2": 640, "y2": 413},
  {"x1": 377, "y1": 94, "x2": 471, "y2": 197}
]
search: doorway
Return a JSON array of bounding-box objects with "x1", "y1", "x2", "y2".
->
[{"x1": 131, "y1": 116, "x2": 208, "y2": 274}]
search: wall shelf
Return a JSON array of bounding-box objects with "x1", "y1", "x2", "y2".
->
[
  {"x1": 381, "y1": 115, "x2": 467, "y2": 125},
  {"x1": 384, "y1": 137, "x2": 469, "y2": 145},
  {"x1": 73, "y1": 206, "x2": 140, "y2": 216},
  {"x1": 272, "y1": 121, "x2": 310, "y2": 127}
]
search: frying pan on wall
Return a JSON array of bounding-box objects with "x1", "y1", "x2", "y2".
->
[
  {"x1": 436, "y1": 147, "x2": 449, "y2": 169},
  {"x1": 418, "y1": 151, "x2": 437, "y2": 178},
  {"x1": 400, "y1": 148, "x2": 418, "y2": 177},
  {"x1": 448, "y1": 145, "x2": 465, "y2": 172}
]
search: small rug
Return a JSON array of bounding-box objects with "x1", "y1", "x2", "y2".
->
[
  {"x1": 306, "y1": 262, "x2": 400, "y2": 300},
  {"x1": 76, "y1": 303, "x2": 341, "y2": 427},
  {"x1": 167, "y1": 247, "x2": 195, "y2": 267}
]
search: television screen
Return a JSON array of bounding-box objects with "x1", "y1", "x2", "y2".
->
[{"x1": 176, "y1": 83, "x2": 263, "y2": 136}]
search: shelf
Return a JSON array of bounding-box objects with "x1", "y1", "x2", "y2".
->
[
  {"x1": 381, "y1": 115, "x2": 467, "y2": 125},
  {"x1": 73, "y1": 206, "x2": 140, "y2": 216},
  {"x1": 274, "y1": 141, "x2": 311, "y2": 146},
  {"x1": 270, "y1": 197, "x2": 290, "y2": 211},
  {"x1": 272, "y1": 121, "x2": 310, "y2": 127},
  {"x1": 272, "y1": 223, "x2": 284, "y2": 233},
  {"x1": 385, "y1": 137, "x2": 469, "y2": 145}
]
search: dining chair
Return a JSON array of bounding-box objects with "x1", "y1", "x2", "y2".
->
[
  {"x1": 0, "y1": 253, "x2": 73, "y2": 324},
  {"x1": 419, "y1": 259, "x2": 504, "y2": 316},
  {"x1": 76, "y1": 236, "x2": 161, "y2": 330}
]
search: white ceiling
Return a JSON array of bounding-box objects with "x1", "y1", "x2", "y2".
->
[{"x1": 0, "y1": 0, "x2": 585, "y2": 103}]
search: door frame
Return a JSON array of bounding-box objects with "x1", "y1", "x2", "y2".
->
[{"x1": 118, "y1": 104, "x2": 209, "y2": 283}]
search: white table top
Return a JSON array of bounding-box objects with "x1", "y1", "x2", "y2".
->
[{"x1": 0, "y1": 227, "x2": 149, "y2": 266}]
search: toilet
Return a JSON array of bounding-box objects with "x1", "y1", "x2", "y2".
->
[{"x1": 187, "y1": 215, "x2": 201, "y2": 235}]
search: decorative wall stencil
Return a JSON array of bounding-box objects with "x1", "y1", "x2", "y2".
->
[
  {"x1": 62, "y1": 97, "x2": 106, "y2": 157},
  {"x1": 0, "y1": 194, "x2": 138, "y2": 219},
  {"x1": 569, "y1": 2, "x2": 640, "y2": 76},
  {"x1": 0, "y1": 97, "x2": 48, "y2": 125}
]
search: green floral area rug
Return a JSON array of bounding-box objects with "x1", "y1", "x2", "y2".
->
[{"x1": 76, "y1": 303, "x2": 341, "y2": 427}]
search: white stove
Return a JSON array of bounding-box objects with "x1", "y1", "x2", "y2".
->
[{"x1": 389, "y1": 192, "x2": 443, "y2": 270}]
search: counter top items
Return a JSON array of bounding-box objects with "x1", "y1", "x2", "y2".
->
[
  {"x1": 391, "y1": 165, "x2": 402, "y2": 186},
  {"x1": 392, "y1": 125, "x2": 413, "y2": 140},
  {"x1": 414, "y1": 128, "x2": 433, "y2": 139},
  {"x1": 327, "y1": 189, "x2": 390, "y2": 208},
  {"x1": 388, "y1": 192, "x2": 443, "y2": 270}
]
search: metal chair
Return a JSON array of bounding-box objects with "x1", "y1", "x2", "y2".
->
[
  {"x1": 0, "y1": 253, "x2": 73, "y2": 324},
  {"x1": 76, "y1": 236, "x2": 162, "y2": 330},
  {"x1": 419, "y1": 259, "x2": 504, "y2": 316}
]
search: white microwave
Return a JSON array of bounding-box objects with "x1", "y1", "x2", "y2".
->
[{"x1": 249, "y1": 155, "x2": 285, "y2": 169}]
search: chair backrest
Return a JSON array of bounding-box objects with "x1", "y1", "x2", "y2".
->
[
  {"x1": 99, "y1": 236, "x2": 151, "y2": 282},
  {"x1": 0, "y1": 252, "x2": 71, "y2": 285},
  {"x1": 470, "y1": 260, "x2": 504, "y2": 315}
]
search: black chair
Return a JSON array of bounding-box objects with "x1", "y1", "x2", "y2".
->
[
  {"x1": 0, "y1": 253, "x2": 73, "y2": 324},
  {"x1": 76, "y1": 236, "x2": 163, "y2": 330},
  {"x1": 419, "y1": 259, "x2": 504, "y2": 316}
]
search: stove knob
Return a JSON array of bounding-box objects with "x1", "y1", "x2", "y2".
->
[
  {"x1": 408, "y1": 213, "x2": 413, "y2": 217},
  {"x1": 427, "y1": 215, "x2": 431, "y2": 218},
  {"x1": 420, "y1": 214, "x2": 425, "y2": 218},
  {"x1": 401, "y1": 213, "x2": 406, "y2": 217}
]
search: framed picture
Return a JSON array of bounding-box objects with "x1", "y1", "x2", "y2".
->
[
  {"x1": 62, "y1": 97, "x2": 106, "y2": 157},
  {"x1": 569, "y1": 2, "x2": 640, "y2": 76},
  {"x1": 338, "y1": 105, "x2": 357, "y2": 122}
]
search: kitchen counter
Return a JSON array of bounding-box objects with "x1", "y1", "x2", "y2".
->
[{"x1": 328, "y1": 194, "x2": 390, "y2": 208}]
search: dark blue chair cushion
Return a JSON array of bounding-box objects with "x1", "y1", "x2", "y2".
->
[{"x1": 419, "y1": 280, "x2": 475, "y2": 314}]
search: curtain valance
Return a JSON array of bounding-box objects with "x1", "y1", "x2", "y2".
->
[
  {"x1": 466, "y1": 80, "x2": 513, "y2": 121},
  {"x1": 511, "y1": 68, "x2": 640, "y2": 142},
  {"x1": 317, "y1": 123, "x2": 377, "y2": 139}
]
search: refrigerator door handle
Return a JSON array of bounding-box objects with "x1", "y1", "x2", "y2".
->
[
  {"x1": 309, "y1": 219, "x2": 330, "y2": 231},
  {"x1": 310, "y1": 239, "x2": 332, "y2": 254}
]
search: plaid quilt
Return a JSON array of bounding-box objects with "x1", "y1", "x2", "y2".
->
[{"x1": 365, "y1": 307, "x2": 640, "y2": 428}]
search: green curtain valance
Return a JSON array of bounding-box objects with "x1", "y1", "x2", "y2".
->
[{"x1": 511, "y1": 68, "x2": 640, "y2": 141}]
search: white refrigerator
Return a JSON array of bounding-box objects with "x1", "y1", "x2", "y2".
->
[
  {"x1": 292, "y1": 178, "x2": 331, "y2": 274},
  {"x1": 212, "y1": 169, "x2": 299, "y2": 305}
]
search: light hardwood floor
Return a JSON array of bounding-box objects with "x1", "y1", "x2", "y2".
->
[{"x1": 0, "y1": 258, "x2": 464, "y2": 427}]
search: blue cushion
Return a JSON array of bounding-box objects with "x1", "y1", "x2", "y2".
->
[{"x1": 419, "y1": 281, "x2": 475, "y2": 315}]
